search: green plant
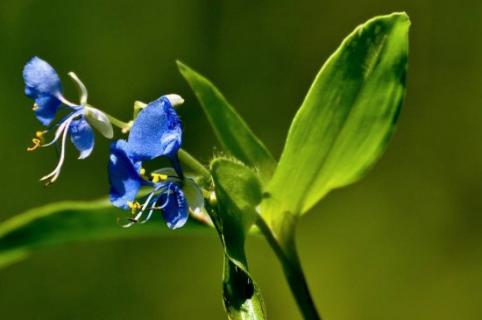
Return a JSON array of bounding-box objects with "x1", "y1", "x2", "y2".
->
[{"x1": 1, "y1": 12, "x2": 410, "y2": 319}]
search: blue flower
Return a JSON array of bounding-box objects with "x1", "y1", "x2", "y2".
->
[
  {"x1": 23, "y1": 57, "x2": 63, "y2": 126},
  {"x1": 127, "y1": 94, "x2": 184, "y2": 177},
  {"x1": 108, "y1": 139, "x2": 202, "y2": 229},
  {"x1": 23, "y1": 57, "x2": 113, "y2": 184},
  {"x1": 108, "y1": 94, "x2": 203, "y2": 229}
]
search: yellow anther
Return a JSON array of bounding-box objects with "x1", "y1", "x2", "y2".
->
[
  {"x1": 32, "y1": 103, "x2": 39, "y2": 111},
  {"x1": 139, "y1": 168, "x2": 146, "y2": 176},
  {"x1": 35, "y1": 130, "x2": 45, "y2": 139},
  {"x1": 27, "y1": 138, "x2": 41, "y2": 151},
  {"x1": 127, "y1": 201, "x2": 142, "y2": 214},
  {"x1": 151, "y1": 173, "x2": 168, "y2": 183},
  {"x1": 26, "y1": 131, "x2": 46, "y2": 152}
]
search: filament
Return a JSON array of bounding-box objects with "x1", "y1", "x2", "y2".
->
[{"x1": 39, "y1": 116, "x2": 75, "y2": 185}]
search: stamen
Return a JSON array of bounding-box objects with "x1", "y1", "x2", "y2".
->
[
  {"x1": 43, "y1": 111, "x2": 82, "y2": 147},
  {"x1": 116, "y1": 217, "x2": 137, "y2": 229},
  {"x1": 135, "y1": 191, "x2": 159, "y2": 220},
  {"x1": 139, "y1": 209, "x2": 155, "y2": 224},
  {"x1": 26, "y1": 131, "x2": 46, "y2": 151},
  {"x1": 151, "y1": 173, "x2": 168, "y2": 183},
  {"x1": 139, "y1": 167, "x2": 146, "y2": 177},
  {"x1": 127, "y1": 201, "x2": 142, "y2": 214},
  {"x1": 148, "y1": 190, "x2": 171, "y2": 211},
  {"x1": 27, "y1": 138, "x2": 41, "y2": 151},
  {"x1": 141, "y1": 192, "x2": 156, "y2": 212},
  {"x1": 32, "y1": 103, "x2": 39, "y2": 111},
  {"x1": 39, "y1": 116, "x2": 75, "y2": 185},
  {"x1": 123, "y1": 187, "x2": 173, "y2": 227}
]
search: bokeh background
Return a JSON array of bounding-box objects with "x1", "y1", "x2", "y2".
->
[{"x1": 1, "y1": 0, "x2": 482, "y2": 319}]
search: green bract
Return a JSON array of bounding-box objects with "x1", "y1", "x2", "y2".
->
[{"x1": 210, "y1": 158, "x2": 266, "y2": 319}]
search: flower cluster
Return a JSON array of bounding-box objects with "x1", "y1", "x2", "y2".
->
[
  {"x1": 23, "y1": 57, "x2": 113, "y2": 185},
  {"x1": 23, "y1": 57, "x2": 203, "y2": 229},
  {"x1": 108, "y1": 96, "x2": 203, "y2": 229}
]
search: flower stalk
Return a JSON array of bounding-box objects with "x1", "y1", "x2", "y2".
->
[
  {"x1": 104, "y1": 112, "x2": 131, "y2": 131},
  {"x1": 178, "y1": 149, "x2": 210, "y2": 178}
]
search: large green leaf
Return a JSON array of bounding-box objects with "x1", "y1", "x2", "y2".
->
[
  {"x1": 264, "y1": 12, "x2": 410, "y2": 218},
  {"x1": 177, "y1": 61, "x2": 277, "y2": 184},
  {"x1": 0, "y1": 198, "x2": 210, "y2": 269},
  {"x1": 210, "y1": 158, "x2": 266, "y2": 319}
]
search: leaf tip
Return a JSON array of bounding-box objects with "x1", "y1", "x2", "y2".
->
[
  {"x1": 176, "y1": 60, "x2": 189, "y2": 73},
  {"x1": 386, "y1": 11, "x2": 411, "y2": 28},
  {"x1": 365, "y1": 12, "x2": 411, "y2": 30}
]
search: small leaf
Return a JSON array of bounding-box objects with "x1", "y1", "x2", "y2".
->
[
  {"x1": 0, "y1": 198, "x2": 211, "y2": 269},
  {"x1": 265, "y1": 13, "x2": 410, "y2": 218},
  {"x1": 177, "y1": 61, "x2": 276, "y2": 184},
  {"x1": 210, "y1": 158, "x2": 266, "y2": 319}
]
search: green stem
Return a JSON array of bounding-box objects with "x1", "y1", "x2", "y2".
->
[
  {"x1": 256, "y1": 217, "x2": 321, "y2": 320},
  {"x1": 178, "y1": 149, "x2": 210, "y2": 178},
  {"x1": 105, "y1": 113, "x2": 131, "y2": 131}
]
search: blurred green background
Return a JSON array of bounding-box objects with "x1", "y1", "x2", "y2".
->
[{"x1": 1, "y1": 0, "x2": 482, "y2": 319}]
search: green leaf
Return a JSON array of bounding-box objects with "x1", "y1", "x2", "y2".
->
[
  {"x1": 210, "y1": 158, "x2": 266, "y2": 319},
  {"x1": 265, "y1": 12, "x2": 410, "y2": 218},
  {"x1": 0, "y1": 198, "x2": 211, "y2": 269},
  {"x1": 177, "y1": 61, "x2": 277, "y2": 184}
]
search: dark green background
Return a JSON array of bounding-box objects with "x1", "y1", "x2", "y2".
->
[{"x1": 1, "y1": 0, "x2": 482, "y2": 319}]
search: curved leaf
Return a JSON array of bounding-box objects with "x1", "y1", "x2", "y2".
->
[
  {"x1": 178, "y1": 61, "x2": 276, "y2": 184},
  {"x1": 265, "y1": 12, "x2": 410, "y2": 218},
  {"x1": 0, "y1": 198, "x2": 211, "y2": 269}
]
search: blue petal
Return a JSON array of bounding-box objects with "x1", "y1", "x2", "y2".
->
[
  {"x1": 23, "y1": 57, "x2": 62, "y2": 97},
  {"x1": 127, "y1": 96, "x2": 182, "y2": 162},
  {"x1": 69, "y1": 117, "x2": 95, "y2": 159},
  {"x1": 108, "y1": 140, "x2": 148, "y2": 210},
  {"x1": 23, "y1": 57, "x2": 63, "y2": 125},
  {"x1": 33, "y1": 95, "x2": 62, "y2": 126},
  {"x1": 159, "y1": 183, "x2": 189, "y2": 229}
]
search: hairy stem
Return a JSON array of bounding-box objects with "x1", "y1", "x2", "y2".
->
[
  {"x1": 256, "y1": 217, "x2": 321, "y2": 320},
  {"x1": 178, "y1": 149, "x2": 210, "y2": 178}
]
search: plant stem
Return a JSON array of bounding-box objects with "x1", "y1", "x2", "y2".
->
[
  {"x1": 105, "y1": 113, "x2": 131, "y2": 131},
  {"x1": 178, "y1": 149, "x2": 210, "y2": 178},
  {"x1": 256, "y1": 217, "x2": 321, "y2": 320}
]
